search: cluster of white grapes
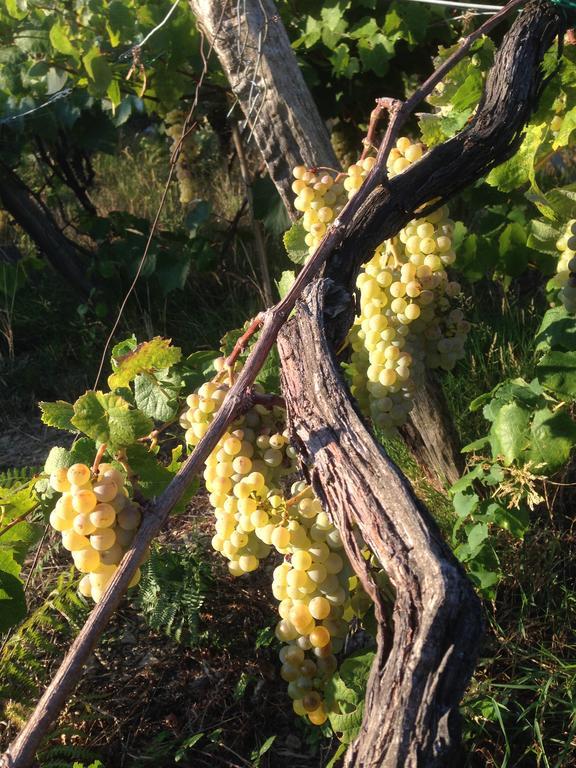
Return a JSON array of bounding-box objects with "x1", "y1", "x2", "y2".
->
[
  {"x1": 183, "y1": 363, "x2": 372, "y2": 726},
  {"x1": 48, "y1": 463, "x2": 142, "y2": 602},
  {"x1": 272, "y1": 482, "x2": 372, "y2": 726},
  {"x1": 165, "y1": 109, "x2": 195, "y2": 204},
  {"x1": 292, "y1": 137, "x2": 469, "y2": 435},
  {"x1": 181, "y1": 371, "x2": 298, "y2": 576},
  {"x1": 554, "y1": 220, "x2": 576, "y2": 313}
]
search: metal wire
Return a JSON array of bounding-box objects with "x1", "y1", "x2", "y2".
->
[{"x1": 403, "y1": 0, "x2": 504, "y2": 9}]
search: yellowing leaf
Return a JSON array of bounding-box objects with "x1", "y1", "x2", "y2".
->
[{"x1": 108, "y1": 337, "x2": 182, "y2": 389}]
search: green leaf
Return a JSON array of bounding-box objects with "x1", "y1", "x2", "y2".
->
[
  {"x1": 537, "y1": 350, "x2": 576, "y2": 399},
  {"x1": 283, "y1": 222, "x2": 309, "y2": 265},
  {"x1": 276, "y1": 270, "x2": 295, "y2": 299},
  {"x1": 490, "y1": 402, "x2": 531, "y2": 464},
  {"x1": 49, "y1": 20, "x2": 76, "y2": 57},
  {"x1": 467, "y1": 522, "x2": 489, "y2": 556},
  {"x1": 111, "y1": 335, "x2": 138, "y2": 361},
  {"x1": 126, "y1": 445, "x2": 197, "y2": 509},
  {"x1": 256, "y1": 346, "x2": 280, "y2": 394},
  {"x1": 134, "y1": 371, "x2": 180, "y2": 422},
  {"x1": 0, "y1": 553, "x2": 26, "y2": 632},
  {"x1": 325, "y1": 650, "x2": 374, "y2": 744},
  {"x1": 180, "y1": 350, "x2": 220, "y2": 391},
  {"x1": 535, "y1": 306, "x2": 576, "y2": 352},
  {"x1": 527, "y1": 218, "x2": 563, "y2": 256},
  {"x1": 450, "y1": 464, "x2": 485, "y2": 494},
  {"x1": 528, "y1": 407, "x2": 576, "y2": 474},
  {"x1": 6, "y1": 0, "x2": 28, "y2": 20},
  {"x1": 71, "y1": 391, "x2": 153, "y2": 449},
  {"x1": 39, "y1": 400, "x2": 75, "y2": 431},
  {"x1": 108, "y1": 337, "x2": 182, "y2": 389},
  {"x1": 83, "y1": 47, "x2": 112, "y2": 94},
  {"x1": 552, "y1": 105, "x2": 576, "y2": 150},
  {"x1": 357, "y1": 35, "x2": 392, "y2": 77},
  {"x1": 492, "y1": 504, "x2": 530, "y2": 538},
  {"x1": 43, "y1": 439, "x2": 97, "y2": 474},
  {"x1": 44, "y1": 446, "x2": 73, "y2": 474},
  {"x1": 461, "y1": 436, "x2": 490, "y2": 453},
  {"x1": 498, "y1": 222, "x2": 528, "y2": 277},
  {"x1": 453, "y1": 491, "x2": 479, "y2": 519},
  {"x1": 486, "y1": 123, "x2": 545, "y2": 194}
]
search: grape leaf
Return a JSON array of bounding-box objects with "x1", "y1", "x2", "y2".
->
[
  {"x1": 535, "y1": 306, "x2": 576, "y2": 352},
  {"x1": 39, "y1": 400, "x2": 75, "y2": 432},
  {"x1": 325, "y1": 650, "x2": 374, "y2": 744},
  {"x1": 134, "y1": 371, "x2": 180, "y2": 422},
  {"x1": 0, "y1": 552, "x2": 26, "y2": 632},
  {"x1": 283, "y1": 222, "x2": 308, "y2": 265},
  {"x1": 276, "y1": 270, "x2": 295, "y2": 299},
  {"x1": 49, "y1": 20, "x2": 76, "y2": 57},
  {"x1": 528, "y1": 407, "x2": 576, "y2": 474},
  {"x1": 72, "y1": 391, "x2": 153, "y2": 449},
  {"x1": 126, "y1": 444, "x2": 197, "y2": 510},
  {"x1": 527, "y1": 218, "x2": 563, "y2": 256},
  {"x1": 43, "y1": 438, "x2": 96, "y2": 474},
  {"x1": 537, "y1": 350, "x2": 576, "y2": 399},
  {"x1": 180, "y1": 350, "x2": 220, "y2": 390},
  {"x1": 486, "y1": 123, "x2": 545, "y2": 193},
  {"x1": 489, "y1": 402, "x2": 531, "y2": 465},
  {"x1": 453, "y1": 490, "x2": 479, "y2": 519},
  {"x1": 108, "y1": 337, "x2": 182, "y2": 389}
]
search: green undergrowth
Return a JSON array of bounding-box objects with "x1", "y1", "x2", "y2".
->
[{"x1": 442, "y1": 289, "x2": 543, "y2": 447}]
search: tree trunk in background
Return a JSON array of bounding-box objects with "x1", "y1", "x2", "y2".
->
[
  {"x1": 189, "y1": 0, "x2": 463, "y2": 488},
  {"x1": 400, "y1": 372, "x2": 465, "y2": 488},
  {"x1": 0, "y1": 162, "x2": 92, "y2": 298},
  {"x1": 188, "y1": 0, "x2": 339, "y2": 219}
]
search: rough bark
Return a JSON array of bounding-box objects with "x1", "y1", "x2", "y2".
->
[
  {"x1": 0, "y1": 162, "x2": 91, "y2": 298},
  {"x1": 188, "y1": 0, "x2": 339, "y2": 219},
  {"x1": 278, "y1": 281, "x2": 481, "y2": 767},
  {"x1": 188, "y1": 0, "x2": 464, "y2": 487}
]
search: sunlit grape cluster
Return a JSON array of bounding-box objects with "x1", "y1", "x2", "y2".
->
[
  {"x1": 183, "y1": 363, "x2": 374, "y2": 727},
  {"x1": 271, "y1": 482, "x2": 371, "y2": 726},
  {"x1": 165, "y1": 109, "x2": 194, "y2": 204},
  {"x1": 181, "y1": 364, "x2": 299, "y2": 576},
  {"x1": 554, "y1": 220, "x2": 576, "y2": 313},
  {"x1": 291, "y1": 166, "x2": 348, "y2": 257},
  {"x1": 343, "y1": 136, "x2": 469, "y2": 434},
  {"x1": 48, "y1": 463, "x2": 142, "y2": 603}
]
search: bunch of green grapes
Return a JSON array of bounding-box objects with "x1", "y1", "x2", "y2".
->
[
  {"x1": 48, "y1": 463, "x2": 142, "y2": 603},
  {"x1": 165, "y1": 109, "x2": 194, "y2": 205},
  {"x1": 291, "y1": 166, "x2": 348, "y2": 257},
  {"x1": 342, "y1": 137, "x2": 469, "y2": 434},
  {"x1": 271, "y1": 482, "x2": 371, "y2": 726},
  {"x1": 181, "y1": 363, "x2": 298, "y2": 576},
  {"x1": 182, "y1": 364, "x2": 375, "y2": 726},
  {"x1": 553, "y1": 220, "x2": 576, "y2": 313}
]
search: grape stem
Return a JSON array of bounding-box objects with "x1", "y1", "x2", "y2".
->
[
  {"x1": 91, "y1": 443, "x2": 108, "y2": 475},
  {"x1": 360, "y1": 97, "x2": 403, "y2": 164},
  {"x1": 248, "y1": 391, "x2": 285, "y2": 410},
  {"x1": 225, "y1": 312, "x2": 265, "y2": 369},
  {"x1": 284, "y1": 486, "x2": 311, "y2": 508}
]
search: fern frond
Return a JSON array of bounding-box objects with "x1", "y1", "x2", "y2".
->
[{"x1": 137, "y1": 542, "x2": 213, "y2": 646}]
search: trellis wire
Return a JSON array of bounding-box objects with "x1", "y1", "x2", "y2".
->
[{"x1": 404, "y1": 0, "x2": 504, "y2": 9}]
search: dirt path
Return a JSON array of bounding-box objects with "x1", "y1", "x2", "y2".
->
[{"x1": 0, "y1": 416, "x2": 73, "y2": 471}]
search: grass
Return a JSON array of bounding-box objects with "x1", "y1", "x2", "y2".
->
[{"x1": 442, "y1": 285, "x2": 543, "y2": 447}]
